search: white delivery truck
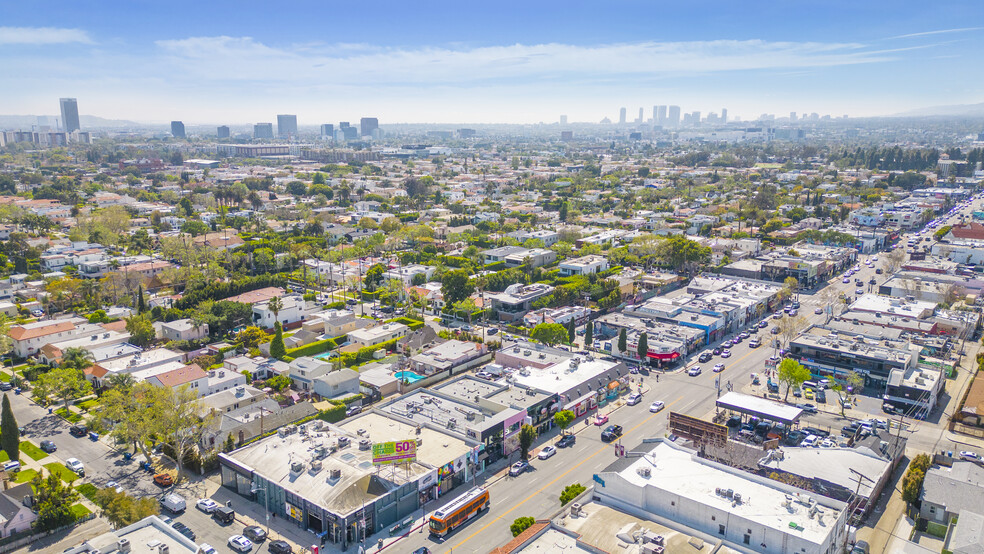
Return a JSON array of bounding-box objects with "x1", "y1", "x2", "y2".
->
[{"x1": 160, "y1": 493, "x2": 187, "y2": 513}]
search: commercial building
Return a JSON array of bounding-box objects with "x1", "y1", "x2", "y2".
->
[
  {"x1": 360, "y1": 117, "x2": 379, "y2": 137},
  {"x1": 885, "y1": 366, "x2": 945, "y2": 417},
  {"x1": 217, "y1": 125, "x2": 230, "y2": 138},
  {"x1": 789, "y1": 325, "x2": 920, "y2": 391},
  {"x1": 220, "y1": 412, "x2": 477, "y2": 549},
  {"x1": 63, "y1": 515, "x2": 199, "y2": 554},
  {"x1": 410, "y1": 339, "x2": 488, "y2": 375},
  {"x1": 59, "y1": 98, "x2": 80, "y2": 133},
  {"x1": 253, "y1": 123, "x2": 274, "y2": 139},
  {"x1": 593, "y1": 439, "x2": 848, "y2": 554},
  {"x1": 277, "y1": 114, "x2": 298, "y2": 139},
  {"x1": 170, "y1": 120, "x2": 185, "y2": 139},
  {"x1": 320, "y1": 123, "x2": 334, "y2": 140}
]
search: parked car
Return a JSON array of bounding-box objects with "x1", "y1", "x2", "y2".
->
[
  {"x1": 726, "y1": 415, "x2": 742, "y2": 428},
  {"x1": 798, "y1": 403, "x2": 818, "y2": 414},
  {"x1": 601, "y1": 425, "x2": 623, "y2": 442},
  {"x1": 475, "y1": 371, "x2": 495, "y2": 380},
  {"x1": 197, "y1": 498, "x2": 219, "y2": 513},
  {"x1": 198, "y1": 544, "x2": 217, "y2": 554},
  {"x1": 509, "y1": 461, "x2": 530, "y2": 476},
  {"x1": 65, "y1": 458, "x2": 84, "y2": 476},
  {"x1": 799, "y1": 435, "x2": 819, "y2": 447},
  {"x1": 40, "y1": 440, "x2": 56, "y2": 453},
  {"x1": 722, "y1": 340, "x2": 733, "y2": 348},
  {"x1": 154, "y1": 473, "x2": 174, "y2": 487},
  {"x1": 698, "y1": 351, "x2": 713, "y2": 362},
  {"x1": 268, "y1": 541, "x2": 293, "y2": 554},
  {"x1": 538, "y1": 446, "x2": 557, "y2": 460},
  {"x1": 345, "y1": 405, "x2": 362, "y2": 417},
  {"x1": 650, "y1": 401, "x2": 665, "y2": 413},
  {"x1": 557, "y1": 434, "x2": 576, "y2": 448},
  {"x1": 243, "y1": 526, "x2": 267, "y2": 542},
  {"x1": 69, "y1": 425, "x2": 88, "y2": 437},
  {"x1": 228, "y1": 535, "x2": 253, "y2": 553},
  {"x1": 172, "y1": 521, "x2": 196, "y2": 541},
  {"x1": 959, "y1": 451, "x2": 980, "y2": 461}
]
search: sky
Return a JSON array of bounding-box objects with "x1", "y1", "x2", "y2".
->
[{"x1": 2, "y1": 0, "x2": 983, "y2": 125}]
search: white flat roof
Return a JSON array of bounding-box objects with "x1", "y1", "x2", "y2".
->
[
  {"x1": 512, "y1": 357, "x2": 622, "y2": 396},
  {"x1": 716, "y1": 391, "x2": 803, "y2": 424},
  {"x1": 619, "y1": 442, "x2": 842, "y2": 545}
]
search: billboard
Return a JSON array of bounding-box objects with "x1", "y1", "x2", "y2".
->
[
  {"x1": 668, "y1": 412, "x2": 728, "y2": 446},
  {"x1": 372, "y1": 440, "x2": 417, "y2": 466}
]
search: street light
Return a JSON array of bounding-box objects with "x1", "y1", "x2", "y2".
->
[{"x1": 251, "y1": 484, "x2": 271, "y2": 535}]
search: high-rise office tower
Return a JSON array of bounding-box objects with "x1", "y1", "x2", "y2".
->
[
  {"x1": 721, "y1": 109, "x2": 728, "y2": 124},
  {"x1": 340, "y1": 124, "x2": 358, "y2": 140},
  {"x1": 559, "y1": 115, "x2": 568, "y2": 125},
  {"x1": 170, "y1": 121, "x2": 186, "y2": 139},
  {"x1": 254, "y1": 123, "x2": 274, "y2": 139},
  {"x1": 637, "y1": 107, "x2": 644, "y2": 123},
  {"x1": 789, "y1": 112, "x2": 797, "y2": 121},
  {"x1": 320, "y1": 124, "x2": 334, "y2": 140},
  {"x1": 277, "y1": 115, "x2": 298, "y2": 139},
  {"x1": 692, "y1": 111, "x2": 701, "y2": 125},
  {"x1": 652, "y1": 106, "x2": 658, "y2": 122},
  {"x1": 360, "y1": 117, "x2": 379, "y2": 137},
  {"x1": 59, "y1": 98, "x2": 80, "y2": 133},
  {"x1": 668, "y1": 106, "x2": 681, "y2": 127},
  {"x1": 619, "y1": 107, "x2": 627, "y2": 124},
  {"x1": 217, "y1": 125, "x2": 230, "y2": 139},
  {"x1": 656, "y1": 105, "x2": 668, "y2": 124}
]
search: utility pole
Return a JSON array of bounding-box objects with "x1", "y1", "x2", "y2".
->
[{"x1": 844, "y1": 468, "x2": 874, "y2": 553}]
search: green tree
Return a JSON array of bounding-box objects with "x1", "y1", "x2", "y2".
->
[
  {"x1": 156, "y1": 385, "x2": 213, "y2": 481},
  {"x1": 34, "y1": 366, "x2": 92, "y2": 411},
  {"x1": 618, "y1": 328, "x2": 627, "y2": 353},
  {"x1": 364, "y1": 264, "x2": 386, "y2": 292},
  {"x1": 519, "y1": 424, "x2": 537, "y2": 460},
  {"x1": 179, "y1": 197, "x2": 194, "y2": 217},
  {"x1": 94, "y1": 487, "x2": 159, "y2": 529},
  {"x1": 553, "y1": 410, "x2": 575, "y2": 435},
  {"x1": 559, "y1": 483, "x2": 586, "y2": 505},
  {"x1": 567, "y1": 319, "x2": 576, "y2": 344},
  {"x1": 584, "y1": 321, "x2": 593, "y2": 346},
  {"x1": 269, "y1": 321, "x2": 287, "y2": 359},
  {"x1": 60, "y1": 347, "x2": 92, "y2": 371},
  {"x1": 32, "y1": 471, "x2": 80, "y2": 530},
  {"x1": 136, "y1": 284, "x2": 146, "y2": 313},
  {"x1": 637, "y1": 332, "x2": 648, "y2": 360},
  {"x1": 530, "y1": 323, "x2": 568, "y2": 346},
  {"x1": 267, "y1": 296, "x2": 283, "y2": 323},
  {"x1": 236, "y1": 326, "x2": 267, "y2": 348},
  {"x1": 441, "y1": 269, "x2": 474, "y2": 306},
  {"x1": 0, "y1": 394, "x2": 18, "y2": 462},
  {"x1": 180, "y1": 220, "x2": 210, "y2": 237},
  {"x1": 655, "y1": 235, "x2": 711, "y2": 273},
  {"x1": 777, "y1": 358, "x2": 811, "y2": 401},
  {"x1": 559, "y1": 202, "x2": 569, "y2": 222},
  {"x1": 901, "y1": 454, "x2": 932, "y2": 504},
  {"x1": 845, "y1": 370, "x2": 865, "y2": 399},
  {"x1": 125, "y1": 314, "x2": 156, "y2": 347},
  {"x1": 511, "y1": 516, "x2": 536, "y2": 537}
]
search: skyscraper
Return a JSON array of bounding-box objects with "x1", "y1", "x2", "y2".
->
[
  {"x1": 619, "y1": 107, "x2": 627, "y2": 124},
  {"x1": 254, "y1": 123, "x2": 274, "y2": 139},
  {"x1": 637, "y1": 107, "x2": 644, "y2": 123},
  {"x1": 277, "y1": 115, "x2": 298, "y2": 139},
  {"x1": 59, "y1": 98, "x2": 80, "y2": 133},
  {"x1": 789, "y1": 112, "x2": 797, "y2": 121},
  {"x1": 170, "y1": 121, "x2": 186, "y2": 139},
  {"x1": 721, "y1": 109, "x2": 728, "y2": 124},
  {"x1": 360, "y1": 117, "x2": 379, "y2": 137},
  {"x1": 217, "y1": 125, "x2": 230, "y2": 139},
  {"x1": 668, "y1": 106, "x2": 681, "y2": 127},
  {"x1": 656, "y1": 105, "x2": 668, "y2": 124},
  {"x1": 320, "y1": 124, "x2": 334, "y2": 140},
  {"x1": 559, "y1": 115, "x2": 567, "y2": 125}
]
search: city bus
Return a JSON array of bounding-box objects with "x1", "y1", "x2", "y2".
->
[{"x1": 428, "y1": 487, "x2": 490, "y2": 537}]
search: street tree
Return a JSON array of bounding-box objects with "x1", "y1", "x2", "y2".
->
[
  {"x1": 777, "y1": 359, "x2": 811, "y2": 401},
  {"x1": 158, "y1": 385, "x2": 214, "y2": 481},
  {"x1": 567, "y1": 319, "x2": 576, "y2": 344},
  {"x1": 519, "y1": 424, "x2": 537, "y2": 460},
  {"x1": 845, "y1": 370, "x2": 865, "y2": 399},
  {"x1": 1, "y1": 394, "x2": 18, "y2": 462},
  {"x1": 94, "y1": 488, "x2": 159, "y2": 529},
  {"x1": 618, "y1": 328, "x2": 627, "y2": 353},
  {"x1": 778, "y1": 315, "x2": 807, "y2": 347},
  {"x1": 637, "y1": 332, "x2": 648, "y2": 361},
  {"x1": 511, "y1": 516, "x2": 536, "y2": 537},
  {"x1": 364, "y1": 264, "x2": 386, "y2": 292},
  {"x1": 584, "y1": 321, "x2": 593, "y2": 346},
  {"x1": 782, "y1": 277, "x2": 799, "y2": 301},
  {"x1": 530, "y1": 323, "x2": 568, "y2": 346},
  {"x1": 830, "y1": 384, "x2": 849, "y2": 417},
  {"x1": 884, "y1": 248, "x2": 906, "y2": 274},
  {"x1": 441, "y1": 269, "x2": 474, "y2": 306},
  {"x1": 553, "y1": 410, "x2": 575, "y2": 435},
  {"x1": 34, "y1": 366, "x2": 91, "y2": 411}
]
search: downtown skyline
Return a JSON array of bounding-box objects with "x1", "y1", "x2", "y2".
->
[{"x1": 2, "y1": 0, "x2": 983, "y2": 124}]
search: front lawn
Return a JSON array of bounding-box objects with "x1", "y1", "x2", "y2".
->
[
  {"x1": 76, "y1": 399, "x2": 100, "y2": 412},
  {"x1": 69, "y1": 504, "x2": 91, "y2": 520},
  {"x1": 76, "y1": 482, "x2": 98, "y2": 502},
  {"x1": 13, "y1": 469, "x2": 38, "y2": 483},
  {"x1": 19, "y1": 441, "x2": 47, "y2": 461},
  {"x1": 0, "y1": 451, "x2": 8, "y2": 462},
  {"x1": 43, "y1": 462, "x2": 79, "y2": 483},
  {"x1": 54, "y1": 407, "x2": 83, "y2": 423}
]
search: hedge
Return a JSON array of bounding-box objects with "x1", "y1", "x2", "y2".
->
[
  {"x1": 175, "y1": 274, "x2": 286, "y2": 310},
  {"x1": 388, "y1": 317, "x2": 424, "y2": 330},
  {"x1": 285, "y1": 335, "x2": 346, "y2": 358}
]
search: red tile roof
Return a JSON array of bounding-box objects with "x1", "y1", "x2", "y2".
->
[
  {"x1": 489, "y1": 521, "x2": 551, "y2": 554},
  {"x1": 154, "y1": 364, "x2": 206, "y2": 388},
  {"x1": 949, "y1": 222, "x2": 984, "y2": 241},
  {"x1": 223, "y1": 287, "x2": 286, "y2": 304},
  {"x1": 8, "y1": 321, "x2": 75, "y2": 341}
]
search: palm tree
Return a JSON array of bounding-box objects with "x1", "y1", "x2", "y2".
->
[
  {"x1": 267, "y1": 296, "x2": 283, "y2": 327},
  {"x1": 60, "y1": 347, "x2": 92, "y2": 371},
  {"x1": 106, "y1": 372, "x2": 135, "y2": 392}
]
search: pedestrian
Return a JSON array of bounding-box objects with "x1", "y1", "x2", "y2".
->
[{"x1": 656, "y1": 374, "x2": 659, "y2": 383}]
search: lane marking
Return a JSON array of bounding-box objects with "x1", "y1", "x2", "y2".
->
[{"x1": 449, "y1": 394, "x2": 686, "y2": 551}]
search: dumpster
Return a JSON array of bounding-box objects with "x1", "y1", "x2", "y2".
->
[{"x1": 123, "y1": 452, "x2": 133, "y2": 461}]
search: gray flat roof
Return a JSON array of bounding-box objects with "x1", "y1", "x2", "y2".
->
[
  {"x1": 432, "y1": 376, "x2": 504, "y2": 402},
  {"x1": 758, "y1": 447, "x2": 890, "y2": 498},
  {"x1": 338, "y1": 412, "x2": 471, "y2": 468},
  {"x1": 381, "y1": 390, "x2": 487, "y2": 435},
  {"x1": 716, "y1": 391, "x2": 803, "y2": 425}
]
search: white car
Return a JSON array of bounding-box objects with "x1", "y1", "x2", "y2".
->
[
  {"x1": 626, "y1": 393, "x2": 643, "y2": 406},
  {"x1": 196, "y1": 498, "x2": 219, "y2": 513},
  {"x1": 819, "y1": 438, "x2": 836, "y2": 448},
  {"x1": 799, "y1": 435, "x2": 819, "y2": 447},
  {"x1": 713, "y1": 363, "x2": 725, "y2": 372},
  {"x1": 228, "y1": 535, "x2": 253, "y2": 553},
  {"x1": 649, "y1": 401, "x2": 665, "y2": 413},
  {"x1": 198, "y1": 545, "x2": 217, "y2": 554},
  {"x1": 65, "y1": 458, "x2": 84, "y2": 474},
  {"x1": 687, "y1": 366, "x2": 702, "y2": 376},
  {"x1": 959, "y1": 451, "x2": 980, "y2": 461},
  {"x1": 538, "y1": 446, "x2": 557, "y2": 460}
]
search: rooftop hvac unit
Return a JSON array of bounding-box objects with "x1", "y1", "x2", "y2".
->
[
  {"x1": 117, "y1": 539, "x2": 131, "y2": 553},
  {"x1": 329, "y1": 468, "x2": 341, "y2": 480},
  {"x1": 359, "y1": 439, "x2": 372, "y2": 450},
  {"x1": 636, "y1": 466, "x2": 651, "y2": 477},
  {"x1": 310, "y1": 459, "x2": 322, "y2": 472},
  {"x1": 159, "y1": 545, "x2": 169, "y2": 554}
]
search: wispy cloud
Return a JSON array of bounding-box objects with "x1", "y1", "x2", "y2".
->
[
  {"x1": 153, "y1": 37, "x2": 892, "y2": 86},
  {"x1": 888, "y1": 27, "x2": 984, "y2": 40},
  {"x1": 0, "y1": 26, "x2": 94, "y2": 45}
]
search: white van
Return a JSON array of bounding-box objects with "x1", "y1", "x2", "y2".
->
[
  {"x1": 160, "y1": 493, "x2": 187, "y2": 513},
  {"x1": 2, "y1": 460, "x2": 20, "y2": 472},
  {"x1": 799, "y1": 434, "x2": 819, "y2": 447}
]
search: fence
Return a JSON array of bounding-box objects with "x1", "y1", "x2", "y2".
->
[{"x1": 0, "y1": 513, "x2": 97, "y2": 554}]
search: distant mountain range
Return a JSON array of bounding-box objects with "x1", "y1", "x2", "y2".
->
[
  {"x1": 893, "y1": 102, "x2": 984, "y2": 117},
  {"x1": 0, "y1": 114, "x2": 144, "y2": 129}
]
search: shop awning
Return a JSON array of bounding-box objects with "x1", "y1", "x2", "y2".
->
[
  {"x1": 564, "y1": 391, "x2": 596, "y2": 410},
  {"x1": 608, "y1": 381, "x2": 621, "y2": 390},
  {"x1": 647, "y1": 352, "x2": 680, "y2": 360}
]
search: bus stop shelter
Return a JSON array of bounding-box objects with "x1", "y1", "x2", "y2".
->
[{"x1": 715, "y1": 391, "x2": 803, "y2": 426}]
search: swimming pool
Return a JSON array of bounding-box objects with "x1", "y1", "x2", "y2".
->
[
  {"x1": 313, "y1": 351, "x2": 336, "y2": 360},
  {"x1": 394, "y1": 371, "x2": 427, "y2": 383}
]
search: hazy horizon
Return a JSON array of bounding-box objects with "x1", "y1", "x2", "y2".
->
[{"x1": 3, "y1": 0, "x2": 983, "y2": 125}]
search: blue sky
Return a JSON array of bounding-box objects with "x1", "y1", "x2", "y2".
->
[{"x1": 2, "y1": 0, "x2": 982, "y2": 124}]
